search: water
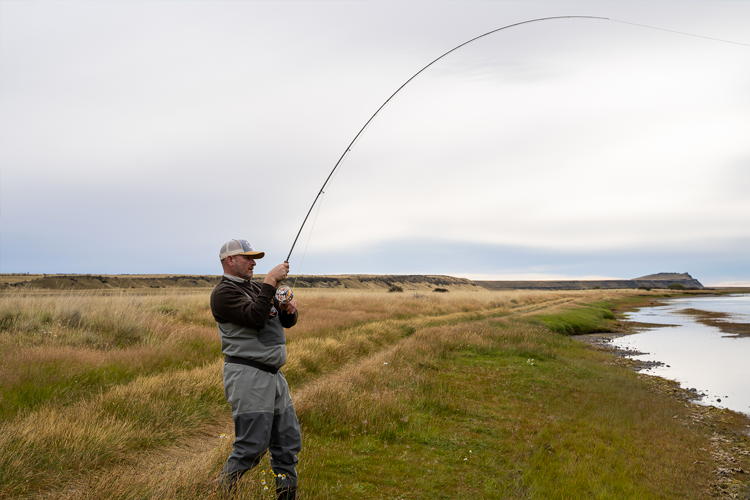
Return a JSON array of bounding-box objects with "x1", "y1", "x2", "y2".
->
[{"x1": 612, "y1": 294, "x2": 750, "y2": 415}]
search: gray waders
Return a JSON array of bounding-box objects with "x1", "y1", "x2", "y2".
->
[{"x1": 218, "y1": 362, "x2": 301, "y2": 498}]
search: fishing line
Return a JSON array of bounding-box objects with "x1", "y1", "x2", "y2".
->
[
  {"x1": 291, "y1": 187, "x2": 327, "y2": 290},
  {"x1": 609, "y1": 19, "x2": 750, "y2": 47},
  {"x1": 284, "y1": 15, "x2": 749, "y2": 265}
]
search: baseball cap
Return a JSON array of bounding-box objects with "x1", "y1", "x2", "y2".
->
[{"x1": 219, "y1": 239, "x2": 265, "y2": 260}]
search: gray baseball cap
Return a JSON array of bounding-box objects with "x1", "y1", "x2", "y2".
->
[{"x1": 219, "y1": 239, "x2": 265, "y2": 261}]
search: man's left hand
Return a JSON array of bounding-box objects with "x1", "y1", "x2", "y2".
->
[{"x1": 280, "y1": 299, "x2": 297, "y2": 315}]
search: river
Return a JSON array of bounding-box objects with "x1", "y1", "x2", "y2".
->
[{"x1": 612, "y1": 294, "x2": 750, "y2": 415}]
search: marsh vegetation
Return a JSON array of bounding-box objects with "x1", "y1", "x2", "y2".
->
[{"x1": 1, "y1": 288, "x2": 749, "y2": 499}]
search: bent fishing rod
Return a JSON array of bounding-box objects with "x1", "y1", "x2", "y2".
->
[
  {"x1": 284, "y1": 15, "x2": 750, "y2": 264},
  {"x1": 284, "y1": 15, "x2": 606, "y2": 263}
]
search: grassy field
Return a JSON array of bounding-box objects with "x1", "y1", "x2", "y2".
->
[{"x1": 1, "y1": 287, "x2": 749, "y2": 499}]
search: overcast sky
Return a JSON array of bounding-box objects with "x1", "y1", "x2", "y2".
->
[{"x1": 1, "y1": 1, "x2": 748, "y2": 285}]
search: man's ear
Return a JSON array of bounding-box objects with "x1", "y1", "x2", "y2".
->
[{"x1": 221, "y1": 256, "x2": 233, "y2": 272}]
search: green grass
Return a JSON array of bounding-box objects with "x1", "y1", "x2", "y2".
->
[
  {"x1": 534, "y1": 301, "x2": 617, "y2": 335},
  {"x1": 0, "y1": 338, "x2": 221, "y2": 420},
  {"x1": 297, "y1": 320, "x2": 713, "y2": 499}
]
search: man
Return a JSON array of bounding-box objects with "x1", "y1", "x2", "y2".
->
[{"x1": 210, "y1": 239, "x2": 301, "y2": 499}]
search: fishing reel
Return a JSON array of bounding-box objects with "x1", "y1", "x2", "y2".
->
[{"x1": 275, "y1": 285, "x2": 294, "y2": 304}]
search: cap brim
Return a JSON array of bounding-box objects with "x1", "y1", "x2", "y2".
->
[{"x1": 239, "y1": 251, "x2": 265, "y2": 259}]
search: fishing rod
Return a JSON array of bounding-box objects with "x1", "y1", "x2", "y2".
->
[
  {"x1": 284, "y1": 15, "x2": 607, "y2": 263},
  {"x1": 284, "y1": 15, "x2": 750, "y2": 264}
]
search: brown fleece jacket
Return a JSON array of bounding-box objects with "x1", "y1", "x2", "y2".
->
[{"x1": 210, "y1": 277, "x2": 298, "y2": 330}]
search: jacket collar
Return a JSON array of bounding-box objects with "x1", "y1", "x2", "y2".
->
[{"x1": 223, "y1": 273, "x2": 247, "y2": 283}]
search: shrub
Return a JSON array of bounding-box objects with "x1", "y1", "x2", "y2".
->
[
  {"x1": 388, "y1": 285, "x2": 404, "y2": 293},
  {"x1": 433, "y1": 288, "x2": 449, "y2": 293},
  {"x1": 668, "y1": 283, "x2": 686, "y2": 290},
  {"x1": 638, "y1": 286, "x2": 651, "y2": 291}
]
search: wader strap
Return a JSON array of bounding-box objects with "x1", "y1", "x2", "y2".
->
[{"x1": 225, "y1": 355, "x2": 280, "y2": 374}]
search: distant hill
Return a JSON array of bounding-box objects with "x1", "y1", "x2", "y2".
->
[
  {"x1": 0, "y1": 274, "x2": 480, "y2": 291},
  {"x1": 0, "y1": 274, "x2": 221, "y2": 290},
  {"x1": 477, "y1": 272, "x2": 704, "y2": 291},
  {"x1": 633, "y1": 272, "x2": 695, "y2": 281},
  {"x1": 0, "y1": 272, "x2": 704, "y2": 291},
  {"x1": 290, "y1": 275, "x2": 480, "y2": 291}
]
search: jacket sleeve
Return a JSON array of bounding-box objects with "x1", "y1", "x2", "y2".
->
[{"x1": 211, "y1": 282, "x2": 277, "y2": 329}]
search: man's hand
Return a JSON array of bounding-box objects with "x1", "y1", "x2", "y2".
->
[
  {"x1": 280, "y1": 299, "x2": 297, "y2": 315},
  {"x1": 264, "y1": 262, "x2": 289, "y2": 287}
]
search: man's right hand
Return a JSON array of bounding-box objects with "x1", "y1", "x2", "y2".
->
[{"x1": 264, "y1": 262, "x2": 290, "y2": 287}]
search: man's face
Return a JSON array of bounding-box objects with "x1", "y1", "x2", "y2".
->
[{"x1": 228, "y1": 255, "x2": 256, "y2": 280}]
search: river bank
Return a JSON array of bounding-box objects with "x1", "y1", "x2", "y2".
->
[
  {"x1": 575, "y1": 293, "x2": 750, "y2": 498},
  {"x1": 579, "y1": 327, "x2": 750, "y2": 497},
  {"x1": 612, "y1": 295, "x2": 750, "y2": 413}
]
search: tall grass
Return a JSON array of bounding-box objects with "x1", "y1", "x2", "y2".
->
[
  {"x1": 1, "y1": 288, "x2": 538, "y2": 496},
  {"x1": 2, "y1": 287, "x2": 748, "y2": 499},
  {"x1": 1, "y1": 362, "x2": 226, "y2": 496},
  {"x1": 1, "y1": 291, "x2": 219, "y2": 421}
]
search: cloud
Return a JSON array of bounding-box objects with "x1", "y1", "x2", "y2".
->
[
  {"x1": 1, "y1": 1, "x2": 748, "y2": 284},
  {"x1": 293, "y1": 237, "x2": 750, "y2": 283}
]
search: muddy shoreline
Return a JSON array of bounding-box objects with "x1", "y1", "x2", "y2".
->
[
  {"x1": 678, "y1": 308, "x2": 750, "y2": 338},
  {"x1": 576, "y1": 331, "x2": 708, "y2": 402},
  {"x1": 576, "y1": 314, "x2": 750, "y2": 498}
]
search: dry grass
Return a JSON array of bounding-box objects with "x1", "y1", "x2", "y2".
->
[
  {"x1": 2, "y1": 287, "x2": 748, "y2": 499},
  {"x1": 1, "y1": 290, "x2": 220, "y2": 424},
  {"x1": 1, "y1": 360, "x2": 226, "y2": 495}
]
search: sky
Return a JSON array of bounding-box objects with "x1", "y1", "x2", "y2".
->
[{"x1": 1, "y1": 1, "x2": 749, "y2": 285}]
